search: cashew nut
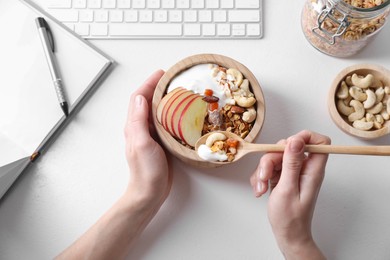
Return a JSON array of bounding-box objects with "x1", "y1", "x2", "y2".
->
[
  {"x1": 375, "y1": 87, "x2": 385, "y2": 103},
  {"x1": 345, "y1": 75, "x2": 353, "y2": 86},
  {"x1": 387, "y1": 99, "x2": 390, "y2": 114},
  {"x1": 375, "y1": 114, "x2": 384, "y2": 124},
  {"x1": 351, "y1": 73, "x2": 374, "y2": 89},
  {"x1": 205, "y1": 132, "x2": 227, "y2": 147},
  {"x1": 374, "y1": 115, "x2": 384, "y2": 129},
  {"x1": 227, "y1": 68, "x2": 243, "y2": 87},
  {"x1": 363, "y1": 89, "x2": 376, "y2": 109},
  {"x1": 234, "y1": 96, "x2": 256, "y2": 108},
  {"x1": 337, "y1": 81, "x2": 349, "y2": 99},
  {"x1": 242, "y1": 106, "x2": 256, "y2": 123},
  {"x1": 385, "y1": 86, "x2": 390, "y2": 95},
  {"x1": 372, "y1": 77, "x2": 384, "y2": 89},
  {"x1": 348, "y1": 100, "x2": 365, "y2": 122},
  {"x1": 381, "y1": 108, "x2": 390, "y2": 120},
  {"x1": 337, "y1": 99, "x2": 354, "y2": 116},
  {"x1": 349, "y1": 86, "x2": 367, "y2": 102},
  {"x1": 366, "y1": 102, "x2": 383, "y2": 114},
  {"x1": 240, "y1": 79, "x2": 250, "y2": 92},
  {"x1": 233, "y1": 79, "x2": 253, "y2": 98},
  {"x1": 343, "y1": 95, "x2": 353, "y2": 106},
  {"x1": 352, "y1": 119, "x2": 374, "y2": 130},
  {"x1": 366, "y1": 112, "x2": 375, "y2": 122}
]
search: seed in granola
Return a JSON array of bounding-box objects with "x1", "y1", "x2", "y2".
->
[
  {"x1": 202, "y1": 95, "x2": 219, "y2": 103},
  {"x1": 230, "y1": 105, "x2": 245, "y2": 114}
]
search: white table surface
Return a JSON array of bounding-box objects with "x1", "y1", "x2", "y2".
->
[{"x1": 2, "y1": 1, "x2": 390, "y2": 259}]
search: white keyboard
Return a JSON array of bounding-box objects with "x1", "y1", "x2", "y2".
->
[{"x1": 47, "y1": 0, "x2": 263, "y2": 39}]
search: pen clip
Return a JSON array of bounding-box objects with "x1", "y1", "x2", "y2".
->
[{"x1": 36, "y1": 17, "x2": 55, "y2": 52}]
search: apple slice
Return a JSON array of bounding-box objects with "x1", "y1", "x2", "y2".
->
[
  {"x1": 170, "y1": 94, "x2": 199, "y2": 138},
  {"x1": 163, "y1": 90, "x2": 194, "y2": 136},
  {"x1": 177, "y1": 96, "x2": 207, "y2": 147},
  {"x1": 156, "y1": 87, "x2": 185, "y2": 124}
]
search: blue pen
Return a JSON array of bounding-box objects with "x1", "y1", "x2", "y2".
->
[{"x1": 36, "y1": 17, "x2": 69, "y2": 117}]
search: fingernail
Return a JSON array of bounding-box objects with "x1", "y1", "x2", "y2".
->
[
  {"x1": 135, "y1": 95, "x2": 143, "y2": 107},
  {"x1": 258, "y1": 168, "x2": 265, "y2": 181},
  {"x1": 290, "y1": 139, "x2": 304, "y2": 153},
  {"x1": 256, "y1": 181, "x2": 262, "y2": 194}
]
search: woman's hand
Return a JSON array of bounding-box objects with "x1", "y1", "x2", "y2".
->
[
  {"x1": 57, "y1": 70, "x2": 172, "y2": 260},
  {"x1": 125, "y1": 69, "x2": 172, "y2": 207},
  {"x1": 250, "y1": 130, "x2": 330, "y2": 259}
]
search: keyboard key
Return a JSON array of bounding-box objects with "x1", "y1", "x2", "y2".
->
[
  {"x1": 124, "y1": 10, "x2": 138, "y2": 22},
  {"x1": 191, "y1": 0, "x2": 205, "y2": 8},
  {"x1": 213, "y1": 10, "x2": 226, "y2": 22},
  {"x1": 95, "y1": 10, "x2": 109, "y2": 22},
  {"x1": 199, "y1": 10, "x2": 211, "y2": 22},
  {"x1": 79, "y1": 10, "x2": 93, "y2": 22},
  {"x1": 49, "y1": 10, "x2": 78, "y2": 22},
  {"x1": 110, "y1": 24, "x2": 182, "y2": 36},
  {"x1": 75, "y1": 23, "x2": 89, "y2": 36},
  {"x1": 73, "y1": 0, "x2": 87, "y2": 9},
  {"x1": 184, "y1": 24, "x2": 200, "y2": 36},
  {"x1": 236, "y1": 0, "x2": 260, "y2": 9},
  {"x1": 169, "y1": 10, "x2": 183, "y2": 22},
  {"x1": 155, "y1": 10, "x2": 168, "y2": 22},
  {"x1": 162, "y1": 0, "x2": 175, "y2": 8},
  {"x1": 202, "y1": 23, "x2": 215, "y2": 36},
  {"x1": 228, "y1": 10, "x2": 260, "y2": 22},
  {"x1": 205, "y1": 0, "x2": 218, "y2": 8},
  {"x1": 88, "y1": 0, "x2": 102, "y2": 8},
  {"x1": 110, "y1": 10, "x2": 124, "y2": 22},
  {"x1": 103, "y1": 0, "x2": 117, "y2": 8},
  {"x1": 133, "y1": 0, "x2": 146, "y2": 8},
  {"x1": 184, "y1": 10, "x2": 197, "y2": 22},
  {"x1": 177, "y1": 0, "x2": 190, "y2": 8},
  {"x1": 91, "y1": 24, "x2": 108, "y2": 35},
  {"x1": 147, "y1": 0, "x2": 161, "y2": 8},
  {"x1": 139, "y1": 10, "x2": 153, "y2": 22},
  {"x1": 247, "y1": 23, "x2": 261, "y2": 36},
  {"x1": 232, "y1": 24, "x2": 245, "y2": 36},
  {"x1": 217, "y1": 24, "x2": 230, "y2": 36},
  {"x1": 220, "y1": 0, "x2": 233, "y2": 8},
  {"x1": 117, "y1": 0, "x2": 131, "y2": 8}
]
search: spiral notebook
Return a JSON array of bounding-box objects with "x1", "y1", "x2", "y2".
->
[{"x1": 0, "y1": 0, "x2": 114, "y2": 200}]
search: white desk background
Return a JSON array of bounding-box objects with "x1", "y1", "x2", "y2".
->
[{"x1": 1, "y1": 1, "x2": 390, "y2": 259}]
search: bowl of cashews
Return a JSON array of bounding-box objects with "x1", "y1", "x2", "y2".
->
[
  {"x1": 152, "y1": 54, "x2": 265, "y2": 167},
  {"x1": 328, "y1": 64, "x2": 390, "y2": 139}
]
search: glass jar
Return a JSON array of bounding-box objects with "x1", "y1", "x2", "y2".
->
[{"x1": 301, "y1": 0, "x2": 390, "y2": 57}]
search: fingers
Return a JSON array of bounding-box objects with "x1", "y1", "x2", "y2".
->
[
  {"x1": 250, "y1": 130, "x2": 331, "y2": 198},
  {"x1": 125, "y1": 94, "x2": 151, "y2": 144},
  {"x1": 125, "y1": 70, "x2": 164, "y2": 142},
  {"x1": 278, "y1": 136, "x2": 305, "y2": 193},
  {"x1": 251, "y1": 139, "x2": 286, "y2": 197}
]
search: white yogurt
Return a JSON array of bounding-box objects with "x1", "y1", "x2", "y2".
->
[
  {"x1": 167, "y1": 64, "x2": 234, "y2": 109},
  {"x1": 197, "y1": 144, "x2": 228, "y2": 162}
]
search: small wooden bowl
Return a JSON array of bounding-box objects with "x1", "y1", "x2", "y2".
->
[
  {"x1": 328, "y1": 64, "x2": 390, "y2": 139},
  {"x1": 152, "y1": 54, "x2": 266, "y2": 168}
]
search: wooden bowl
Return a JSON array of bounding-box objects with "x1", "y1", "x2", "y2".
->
[
  {"x1": 328, "y1": 64, "x2": 390, "y2": 139},
  {"x1": 152, "y1": 54, "x2": 266, "y2": 168}
]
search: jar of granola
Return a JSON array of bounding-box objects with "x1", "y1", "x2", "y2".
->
[{"x1": 301, "y1": 0, "x2": 390, "y2": 57}]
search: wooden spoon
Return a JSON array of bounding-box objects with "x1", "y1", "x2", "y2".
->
[{"x1": 195, "y1": 131, "x2": 390, "y2": 164}]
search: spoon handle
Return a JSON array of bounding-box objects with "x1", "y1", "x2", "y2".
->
[{"x1": 247, "y1": 144, "x2": 390, "y2": 156}]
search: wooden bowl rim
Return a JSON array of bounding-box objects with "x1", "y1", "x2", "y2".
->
[
  {"x1": 328, "y1": 63, "x2": 390, "y2": 139},
  {"x1": 152, "y1": 53, "x2": 266, "y2": 167}
]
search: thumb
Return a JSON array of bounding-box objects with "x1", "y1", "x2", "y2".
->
[
  {"x1": 126, "y1": 94, "x2": 151, "y2": 141},
  {"x1": 279, "y1": 137, "x2": 305, "y2": 192}
]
